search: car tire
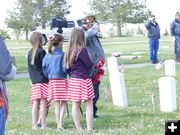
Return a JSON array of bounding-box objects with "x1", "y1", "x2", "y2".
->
[{"x1": 42, "y1": 35, "x2": 47, "y2": 45}]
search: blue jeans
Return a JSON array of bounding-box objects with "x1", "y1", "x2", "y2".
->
[
  {"x1": 175, "y1": 36, "x2": 180, "y2": 60},
  {"x1": 0, "y1": 107, "x2": 5, "y2": 135},
  {"x1": 149, "y1": 39, "x2": 159, "y2": 63}
]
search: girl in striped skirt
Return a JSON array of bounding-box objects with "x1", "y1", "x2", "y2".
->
[
  {"x1": 64, "y1": 28, "x2": 95, "y2": 132},
  {"x1": 42, "y1": 34, "x2": 68, "y2": 130},
  {"x1": 28, "y1": 32, "x2": 49, "y2": 129}
]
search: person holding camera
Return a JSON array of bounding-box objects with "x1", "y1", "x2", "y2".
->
[
  {"x1": 83, "y1": 19, "x2": 105, "y2": 119},
  {"x1": 170, "y1": 12, "x2": 180, "y2": 62},
  {"x1": 145, "y1": 15, "x2": 160, "y2": 64}
]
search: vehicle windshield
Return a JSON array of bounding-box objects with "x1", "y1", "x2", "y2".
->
[
  {"x1": 67, "y1": 21, "x2": 75, "y2": 28},
  {"x1": 67, "y1": 20, "x2": 83, "y2": 28}
]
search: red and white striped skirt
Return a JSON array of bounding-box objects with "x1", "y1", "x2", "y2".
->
[
  {"x1": 67, "y1": 78, "x2": 95, "y2": 101},
  {"x1": 30, "y1": 83, "x2": 50, "y2": 108},
  {"x1": 48, "y1": 79, "x2": 68, "y2": 101}
]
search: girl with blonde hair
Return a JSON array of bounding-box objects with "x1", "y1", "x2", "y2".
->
[
  {"x1": 28, "y1": 32, "x2": 49, "y2": 129},
  {"x1": 64, "y1": 28, "x2": 94, "y2": 132}
]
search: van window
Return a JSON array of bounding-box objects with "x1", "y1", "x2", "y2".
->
[
  {"x1": 77, "y1": 20, "x2": 83, "y2": 27},
  {"x1": 67, "y1": 21, "x2": 75, "y2": 28}
]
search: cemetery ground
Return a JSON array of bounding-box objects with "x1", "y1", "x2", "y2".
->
[{"x1": 5, "y1": 36, "x2": 180, "y2": 135}]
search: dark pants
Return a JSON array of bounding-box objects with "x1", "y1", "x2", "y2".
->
[{"x1": 93, "y1": 81, "x2": 100, "y2": 116}]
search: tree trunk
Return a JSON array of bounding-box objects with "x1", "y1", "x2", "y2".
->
[
  {"x1": 41, "y1": 21, "x2": 46, "y2": 29},
  {"x1": 25, "y1": 30, "x2": 28, "y2": 40},
  {"x1": 117, "y1": 21, "x2": 122, "y2": 37}
]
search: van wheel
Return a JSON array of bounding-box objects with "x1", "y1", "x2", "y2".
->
[{"x1": 42, "y1": 35, "x2": 47, "y2": 45}]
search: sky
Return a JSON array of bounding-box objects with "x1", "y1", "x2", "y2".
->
[{"x1": 0, "y1": 0, "x2": 179, "y2": 30}]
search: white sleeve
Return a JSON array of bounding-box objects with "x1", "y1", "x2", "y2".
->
[{"x1": 2, "y1": 65, "x2": 17, "y2": 81}]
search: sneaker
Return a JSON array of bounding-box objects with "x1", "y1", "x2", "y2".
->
[
  {"x1": 37, "y1": 123, "x2": 41, "y2": 128},
  {"x1": 41, "y1": 126, "x2": 50, "y2": 130},
  {"x1": 57, "y1": 128, "x2": 64, "y2": 131},
  {"x1": 93, "y1": 114, "x2": 99, "y2": 119},
  {"x1": 176, "y1": 59, "x2": 180, "y2": 62},
  {"x1": 150, "y1": 61, "x2": 155, "y2": 64}
]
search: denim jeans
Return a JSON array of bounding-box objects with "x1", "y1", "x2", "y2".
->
[
  {"x1": 175, "y1": 36, "x2": 180, "y2": 60},
  {"x1": 149, "y1": 39, "x2": 159, "y2": 63},
  {"x1": 0, "y1": 107, "x2": 5, "y2": 135}
]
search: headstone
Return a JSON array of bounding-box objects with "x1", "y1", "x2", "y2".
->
[
  {"x1": 164, "y1": 59, "x2": 176, "y2": 76},
  {"x1": 159, "y1": 77, "x2": 176, "y2": 112},
  {"x1": 109, "y1": 72, "x2": 128, "y2": 107},
  {"x1": 107, "y1": 57, "x2": 128, "y2": 107},
  {"x1": 107, "y1": 57, "x2": 119, "y2": 73}
]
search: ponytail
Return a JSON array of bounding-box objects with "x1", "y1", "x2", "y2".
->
[
  {"x1": 48, "y1": 34, "x2": 64, "y2": 54},
  {"x1": 48, "y1": 41, "x2": 54, "y2": 54}
]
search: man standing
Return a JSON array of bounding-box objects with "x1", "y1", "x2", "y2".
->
[
  {"x1": 83, "y1": 19, "x2": 105, "y2": 118},
  {"x1": 145, "y1": 15, "x2": 160, "y2": 64},
  {"x1": 170, "y1": 12, "x2": 180, "y2": 62}
]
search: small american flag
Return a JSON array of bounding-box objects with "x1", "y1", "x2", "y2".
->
[
  {"x1": 119, "y1": 61, "x2": 125, "y2": 73},
  {"x1": 155, "y1": 60, "x2": 164, "y2": 70},
  {"x1": 104, "y1": 85, "x2": 111, "y2": 101},
  {"x1": 151, "y1": 89, "x2": 155, "y2": 104}
]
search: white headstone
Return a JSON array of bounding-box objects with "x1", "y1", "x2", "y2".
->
[
  {"x1": 107, "y1": 57, "x2": 119, "y2": 73},
  {"x1": 107, "y1": 57, "x2": 128, "y2": 107},
  {"x1": 109, "y1": 72, "x2": 128, "y2": 107},
  {"x1": 164, "y1": 60, "x2": 176, "y2": 76},
  {"x1": 159, "y1": 77, "x2": 176, "y2": 112}
]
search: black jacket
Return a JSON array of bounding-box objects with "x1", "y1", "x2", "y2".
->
[{"x1": 28, "y1": 48, "x2": 49, "y2": 84}]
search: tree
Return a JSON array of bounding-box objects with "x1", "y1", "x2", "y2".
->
[
  {"x1": 6, "y1": 0, "x2": 70, "y2": 39},
  {"x1": 89, "y1": 0, "x2": 152, "y2": 36},
  {"x1": 33, "y1": 0, "x2": 71, "y2": 29},
  {"x1": 6, "y1": 0, "x2": 35, "y2": 40}
]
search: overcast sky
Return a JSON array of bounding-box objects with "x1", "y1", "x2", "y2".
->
[{"x1": 0, "y1": 0, "x2": 179, "y2": 29}]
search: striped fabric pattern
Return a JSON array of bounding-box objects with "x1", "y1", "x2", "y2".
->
[
  {"x1": 48, "y1": 79, "x2": 68, "y2": 101},
  {"x1": 30, "y1": 83, "x2": 50, "y2": 108},
  {"x1": 68, "y1": 78, "x2": 95, "y2": 101}
]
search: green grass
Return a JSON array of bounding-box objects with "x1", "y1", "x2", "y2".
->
[
  {"x1": 4, "y1": 36, "x2": 180, "y2": 134},
  {"x1": 6, "y1": 35, "x2": 174, "y2": 73},
  {"x1": 5, "y1": 63, "x2": 180, "y2": 135}
]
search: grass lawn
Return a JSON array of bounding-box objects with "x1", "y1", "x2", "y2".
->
[
  {"x1": 6, "y1": 35, "x2": 174, "y2": 73},
  {"x1": 5, "y1": 62, "x2": 180, "y2": 135},
  {"x1": 4, "y1": 36, "x2": 180, "y2": 134}
]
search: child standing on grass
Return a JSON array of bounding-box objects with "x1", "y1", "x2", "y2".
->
[
  {"x1": 42, "y1": 34, "x2": 68, "y2": 130},
  {"x1": 64, "y1": 28, "x2": 95, "y2": 132},
  {"x1": 28, "y1": 32, "x2": 49, "y2": 129}
]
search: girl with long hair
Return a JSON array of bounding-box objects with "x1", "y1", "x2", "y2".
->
[
  {"x1": 28, "y1": 32, "x2": 49, "y2": 129},
  {"x1": 64, "y1": 28, "x2": 94, "y2": 132}
]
